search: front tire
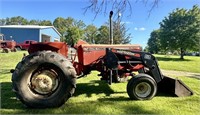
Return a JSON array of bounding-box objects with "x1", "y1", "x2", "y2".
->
[
  {"x1": 12, "y1": 51, "x2": 76, "y2": 108},
  {"x1": 127, "y1": 74, "x2": 157, "y2": 100},
  {"x1": 15, "y1": 46, "x2": 21, "y2": 51}
]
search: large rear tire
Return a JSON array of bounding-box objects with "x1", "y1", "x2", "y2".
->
[
  {"x1": 12, "y1": 51, "x2": 76, "y2": 108},
  {"x1": 127, "y1": 74, "x2": 157, "y2": 100}
]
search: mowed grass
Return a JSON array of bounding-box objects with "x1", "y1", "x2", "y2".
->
[
  {"x1": 0, "y1": 51, "x2": 200, "y2": 114},
  {"x1": 154, "y1": 54, "x2": 200, "y2": 73}
]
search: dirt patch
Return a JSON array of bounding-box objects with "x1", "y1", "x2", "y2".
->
[{"x1": 161, "y1": 69, "x2": 200, "y2": 80}]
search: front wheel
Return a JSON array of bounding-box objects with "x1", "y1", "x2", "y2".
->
[
  {"x1": 15, "y1": 46, "x2": 22, "y2": 51},
  {"x1": 127, "y1": 74, "x2": 157, "y2": 100},
  {"x1": 12, "y1": 51, "x2": 76, "y2": 108}
]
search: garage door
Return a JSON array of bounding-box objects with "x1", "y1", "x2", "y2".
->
[{"x1": 42, "y1": 34, "x2": 51, "y2": 42}]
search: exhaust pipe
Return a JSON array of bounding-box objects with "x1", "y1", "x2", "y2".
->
[
  {"x1": 158, "y1": 75, "x2": 193, "y2": 97},
  {"x1": 109, "y1": 11, "x2": 113, "y2": 45}
]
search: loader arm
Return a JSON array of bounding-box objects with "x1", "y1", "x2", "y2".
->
[
  {"x1": 105, "y1": 48, "x2": 163, "y2": 83},
  {"x1": 105, "y1": 48, "x2": 193, "y2": 97}
]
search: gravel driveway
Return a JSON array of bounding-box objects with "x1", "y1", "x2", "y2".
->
[{"x1": 161, "y1": 69, "x2": 200, "y2": 80}]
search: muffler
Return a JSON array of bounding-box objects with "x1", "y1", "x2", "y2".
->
[{"x1": 158, "y1": 75, "x2": 193, "y2": 97}]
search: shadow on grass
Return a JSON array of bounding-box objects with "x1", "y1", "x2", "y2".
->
[
  {"x1": 75, "y1": 79, "x2": 176, "y2": 99},
  {"x1": 74, "y1": 80, "x2": 115, "y2": 97},
  {"x1": 156, "y1": 56, "x2": 192, "y2": 61},
  {"x1": 1, "y1": 81, "x2": 180, "y2": 114},
  {"x1": 1, "y1": 82, "x2": 25, "y2": 109},
  {"x1": 98, "y1": 96, "x2": 130, "y2": 102},
  {"x1": 60, "y1": 99, "x2": 157, "y2": 114}
]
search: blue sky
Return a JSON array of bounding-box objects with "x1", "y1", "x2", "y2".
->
[{"x1": 0, "y1": 0, "x2": 199, "y2": 47}]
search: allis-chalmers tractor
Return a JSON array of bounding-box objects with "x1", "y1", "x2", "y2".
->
[
  {"x1": 11, "y1": 11, "x2": 193, "y2": 108},
  {"x1": 11, "y1": 40, "x2": 193, "y2": 108}
]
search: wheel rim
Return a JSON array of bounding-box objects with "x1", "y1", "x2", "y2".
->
[
  {"x1": 135, "y1": 82, "x2": 151, "y2": 98},
  {"x1": 30, "y1": 69, "x2": 59, "y2": 95}
]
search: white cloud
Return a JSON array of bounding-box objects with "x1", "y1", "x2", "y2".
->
[
  {"x1": 139, "y1": 27, "x2": 146, "y2": 31},
  {"x1": 134, "y1": 27, "x2": 146, "y2": 31},
  {"x1": 134, "y1": 27, "x2": 138, "y2": 30},
  {"x1": 121, "y1": 21, "x2": 133, "y2": 24}
]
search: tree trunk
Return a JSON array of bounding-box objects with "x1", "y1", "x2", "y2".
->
[{"x1": 180, "y1": 48, "x2": 184, "y2": 59}]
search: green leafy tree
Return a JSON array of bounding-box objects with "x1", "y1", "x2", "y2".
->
[
  {"x1": 159, "y1": 5, "x2": 200, "y2": 59},
  {"x1": 74, "y1": 20, "x2": 86, "y2": 30},
  {"x1": 95, "y1": 21, "x2": 131, "y2": 44},
  {"x1": 29, "y1": 19, "x2": 41, "y2": 25},
  {"x1": 53, "y1": 17, "x2": 68, "y2": 41},
  {"x1": 53, "y1": 17, "x2": 85, "y2": 43},
  {"x1": 65, "y1": 17, "x2": 74, "y2": 27},
  {"x1": 147, "y1": 29, "x2": 161, "y2": 54},
  {"x1": 112, "y1": 21, "x2": 131, "y2": 44},
  {"x1": 39, "y1": 20, "x2": 52, "y2": 26},
  {"x1": 64, "y1": 18, "x2": 85, "y2": 44},
  {"x1": 5, "y1": 16, "x2": 28, "y2": 25},
  {"x1": 1, "y1": 16, "x2": 53, "y2": 26},
  {"x1": 0, "y1": 19, "x2": 6, "y2": 25},
  {"x1": 64, "y1": 26, "x2": 81, "y2": 46},
  {"x1": 84, "y1": 24, "x2": 98, "y2": 43},
  {"x1": 96, "y1": 25, "x2": 110, "y2": 44}
]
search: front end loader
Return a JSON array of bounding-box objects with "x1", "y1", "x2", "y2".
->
[{"x1": 104, "y1": 48, "x2": 193, "y2": 99}]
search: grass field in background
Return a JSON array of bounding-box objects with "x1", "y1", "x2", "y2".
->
[
  {"x1": 0, "y1": 51, "x2": 200, "y2": 114},
  {"x1": 154, "y1": 54, "x2": 200, "y2": 73}
]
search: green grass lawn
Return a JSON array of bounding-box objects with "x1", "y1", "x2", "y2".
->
[
  {"x1": 0, "y1": 51, "x2": 200, "y2": 114},
  {"x1": 154, "y1": 54, "x2": 200, "y2": 73}
]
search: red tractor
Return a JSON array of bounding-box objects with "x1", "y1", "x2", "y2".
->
[
  {"x1": 0, "y1": 34, "x2": 17, "y2": 53},
  {"x1": 10, "y1": 11, "x2": 193, "y2": 108},
  {"x1": 11, "y1": 40, "x2": 193, "y2": 108}
]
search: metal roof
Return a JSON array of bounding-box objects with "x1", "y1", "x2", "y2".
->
[{"x1": 0, "y1": 25, "x2": 61, "y2": 36}]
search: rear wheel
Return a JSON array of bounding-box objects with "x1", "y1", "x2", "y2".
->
[
  {"x1": 127, "y1": 74, "x2": 157, "y2": 100},
  {"x1": 12, "y1": 51, "x2": 76, "y2": 108},
  {"x1": 3, "y1": 48, "x2": 9, "y2": 53}
]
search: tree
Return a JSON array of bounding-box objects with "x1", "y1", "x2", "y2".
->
[
  {"x1": 159, "y1": 5, "x2": 200, "y2": 59},
  {"x1": 147, "y1": 29, "x2": 161, "y2": 54},
  {"x1": 84, "y1": 24, "x2": 98, "y2": 43},
  {"x1": 112, "y1": 21, "x2": 131, "y2": 44},
  {"x1": 53, "y1": 17, "x2": 68, "y2": 41},
  {"x1": 95, "y1": 21, "x2": 131, "y2": 44},
  {"x1": 96, "y1": 25, "x2": 109, "y2": 44},
  {"x1": 5, "y1": 16, "x2": 28, "y2": 25},
  {"x1": 0, "y1": 16, "x2": 53, "y2": 26},
  {"x1": 53, "y1": 17, "x2": 85, "y2": 43},
  {"x1": 39, "y1": 20, "x2": 52, "y2": 26},
  {"x1": 64, "y1": 26, "x2": 82, "y2": 46},
  {"x1": 29, "y1": 19, "x2": 41, "y2": 25},
  {"x1": 74, "y1": 20, "x2": 86, "y2": 30},
  {"x1": 0, "y1": 19, "x2": 6, "y2": 25},
  {"x1": 84, "y1": 0, "x2": 160, "y2": 19}
]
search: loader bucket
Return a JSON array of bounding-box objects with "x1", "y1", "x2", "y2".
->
[{"x1": 158, "y1": 76, "x2": 193, "y2": 97}]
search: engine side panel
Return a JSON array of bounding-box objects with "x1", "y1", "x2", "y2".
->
[{"x1": 77, "y1": 44, "x2": 142, "y2": 66}]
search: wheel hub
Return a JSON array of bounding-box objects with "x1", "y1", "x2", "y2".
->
[
  {"x1": 135, "y1": 82, "x2": 151, "y2": 98},
  {"x1": 31, "y1": 69, "x2": 59, "y2": 95}
]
